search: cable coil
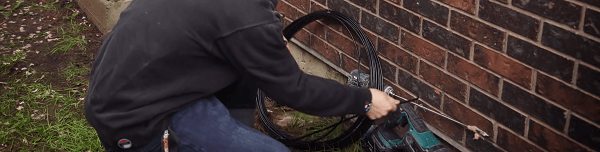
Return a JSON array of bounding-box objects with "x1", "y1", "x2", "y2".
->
[{"x1": 256, "y1": 10, "x2": 385, "y2": 150}]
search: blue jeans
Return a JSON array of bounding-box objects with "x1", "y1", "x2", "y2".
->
[{"x1": 166, "y1": 96, "x2": 289, "y2": 152}]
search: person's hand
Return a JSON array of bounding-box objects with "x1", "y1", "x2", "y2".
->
[{"x1": 366, "y1": 88, "x2": 400, "y2": 120}]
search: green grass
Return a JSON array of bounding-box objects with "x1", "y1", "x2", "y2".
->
[
  {"x1": 1, "y1": 52, "x2": 27, "y2": 75},
  {"x1": 51, "y1": 24, "x2": 88, "y2": 54},
  {"x1": 1, "y1": 0, "x2": 22, "y2": 19},
  {"x1": 0, "y1": 81, "x2": 102, "y2": 151}
]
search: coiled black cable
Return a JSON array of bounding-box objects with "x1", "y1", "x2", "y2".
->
[{"x1": 256, "y1": 10, "x2": 384, "y2": 151}]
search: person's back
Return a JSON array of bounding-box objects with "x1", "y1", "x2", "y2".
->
[{"x1": 85, "y1": 0, "x2": 399, "y2": 151}]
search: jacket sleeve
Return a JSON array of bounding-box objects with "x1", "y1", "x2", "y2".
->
[{"x1": 214, "y1": 21, "x2": 371, "y2": 116}]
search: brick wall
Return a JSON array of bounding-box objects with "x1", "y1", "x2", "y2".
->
[{"x1": 276, "y1": 0, "x2": 600, "y2": 151}]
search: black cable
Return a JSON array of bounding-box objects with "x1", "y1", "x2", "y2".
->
[{"x1": 257, "y1": 10, "x2": 384, "y2": 151}]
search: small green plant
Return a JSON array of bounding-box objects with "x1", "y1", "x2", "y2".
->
[
  {"x1": 51, "y1": 24, "x2": 88, "y2": 54},
  {"x1": 62, "y1": 63, "x2": 90, "y2": 81},
  {"x1": 1, "y1": 52, "x2": 26, "y2": 74}
]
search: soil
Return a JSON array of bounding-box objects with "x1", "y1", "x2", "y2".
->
[{"x1": 0, "y1": 0, "x2": 103, "y2": 89}]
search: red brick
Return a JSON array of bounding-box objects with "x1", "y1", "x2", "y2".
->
[
  {"x1": 443, "y1": 96, "x2": 493, "y2": 135},
  {"x1": 340, "y1": 54, "x2": 369, "y2": 73},
  {"x1": 419, "y1": 62, "x2": 468, "y2": 101},
  {"x1": 512, "y1": 0, "x2": 582, "y2": 29},
  {"x1": 450, "y1": 11, "x2": 504, "y2": 51},
  {"x1": 308, "y1": 35, "x2": 340, "y2": 66},
  {"x1": 404, "y1": 0, "x2": 449, "y2": 25},
  {"x1": 447, "y1": 54, "x2": 500, "y2": 96},
  {"x1": 304, "y1": 22, "x2": 326, "y2": 40},
  {"x1": 310, "y1": 1, "x2": 327, "y2": 12},
  {"x1": 537, "y1": 73, "x2": 600, "y2": 124},
  {"x1": 398, "y1": 70, "x2": 443, "y2": 108},
  {"x1": 313, "y1": 0, "x2": 326, "y2": 5},
  {"x1": 470, "y1": 88, "x2": 526, "y2": 134},
  {"x1": 295, "y1": 29, "x2": 311, "y2": 45},
  {"x1": 327, "y1": 0, "x2": 360, "y2": 21},
  {"x1": 287, "y1": 0, "x2": 310, "y2": 13},
  {"x1": 473, "y1": 44, "x2": 532, "y2": 89},
  {"x1": 325, "y1": 29, "x2": 357, "y2": 57},
  {"x1": 479, "y1": 0, "x2": 540, "y2": 40},
  {"x1": 361, "y1": 12, "x2": 399, "y2": 43},
  {"x1": 502, "y1": 82, "x2": 566, "y2": 130},
  {"x1": 576, "y1": 64, "x2": 600, "y2": 97},
  {"x1": 568, "y1": 116, "x2": 600, "y2": 151},
  {"x1": 384, "y1": 79, "x2": 414, "y2": 99},
  {"x1": 276, "y1": 2, "x2": 300, "y2": 20},
  {"x1": 423, "y1": 20, "x2": 471, "y2": 59},
  {"x1": 439, "y1": 0, "x2": 476, "y2": 14},
  {"x1": 401, "y1": 31, "x2": 445, "y2": 67},
  {"x1": 377, "y1": 38, "x2": 418, "y2": 74},
  {"x1": 497, "y1": 127, "x2": 544, "y2": 152},
  {"x1": 381, "y1": 59, "x2": 397, "y2": 82},
  {"x1": 417, "y1": 103, "x2": 465, "y2": 143},
  {"x1": 542, "y1": 23, "x2": 600, "y2": 68},
  {"x1": 379, "y1": 1, "x2": 421, "y2": 33},
  {"x1": 528, "y1": 120, "x2": 588, "y2": 152},
  {"x1": 347, "y1": 0, "x2": 377, "y2": 13}
]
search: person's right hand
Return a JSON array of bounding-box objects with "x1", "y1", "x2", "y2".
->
[{"x1": 366, "y1": 88, "x2": 400, "y2": 120}]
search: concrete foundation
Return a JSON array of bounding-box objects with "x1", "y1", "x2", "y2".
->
[{"x1": 75, "y1": 0, "x2": 131, "y2": 34}]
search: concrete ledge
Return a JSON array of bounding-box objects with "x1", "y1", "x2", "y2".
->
[{"x1": 75, "y1": 0, "x2": 131, "y2": 34}]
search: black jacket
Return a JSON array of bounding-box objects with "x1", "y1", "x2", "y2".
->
[{"x1": 84, "y1": 0, "x2": 371, "y2": 150}]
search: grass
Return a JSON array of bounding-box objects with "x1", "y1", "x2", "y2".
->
[
  {"x1": 0, "y1": 0, "x2": 103, "y2": 151},
  {"x1": 51, "y1": 23, "x2": 88, "y2": 54},
  {"x1": 0, "y1": 81, "x2": 102, "y2": 151}
]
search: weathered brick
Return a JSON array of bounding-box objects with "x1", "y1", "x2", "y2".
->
[
  {"x1": 313, "y1": 0, "x2": 326, "y2": 5},
  {"x1": 512, "y1": 0, "x2": 582, "y2": 29},
  {"x1": 287, "y1": 0, "x2": 311, "y2": 13},
  {"x1": 470, "y1": 88, "x2": 526, "y2": 134},
  {"x1": 380, "y1": 1, "x2": 421, "y2": 34},
  {"x1": 497, "y1": 127, "x2": 545, "y2": 152},
  {"x1": 465, "y1": 130, "x2": 504, "y2": 152},
  {"x1": 310, "y1": 1, "x2": 327, "y2": 12},
  {"x1": 340, "y1": 54, "x2": 369, "y2": 73},
  {"x1": 347, "y1": 0, "x2": 377, "y2": 13},
  {"x1": 537, "y1": 73, "x2": 600, "y2": 124},
  {"x1": 584, "y1": 10, "x2": 600, "y2": 40},
  {"x1": 276, "y1": 2, "x2": 300, "y2": 20},
  {"x1": 568, "y1": 116, "x2": 600, "y2": 151},
  {"x1": 417, "y1": 102, "x2": 464, "y2": 142},
  {"x1": 438, "y1": 0, "x2": 476, "y2": 14},
  {"x1": 304, "y1": 22, "x2": 326, "y2": 39},
  {"x1": 578, "y1": 0, "x2": 600, "y2": 9},
  {"x1": 381, "y1": 59, "x2": 397, "y2": 82},
  {"x1": 398, "y1": 69, "x2": 442, "y2": 108},
  {"x1": 474, "y1": 44, "x2": 532, "y2": 89},
  {"x1": 361, "y1": 12, "x2": 399, "y2": 43},
  {"x1": 401, "y1": 31, "x2": 445, "y2": 67},
  {"x1": 576, "y1": 65, "x2": 600, "y2": 98},
  {"x1": 327, "y1": 0, "x2": 360, "y2": 21},
  {"x1": 502, "y1": 82, "x2": 566, "y2": 130},
  {"x1": 419, "y1": 62, "x2": 468, "y2": 101},
  {"x1": 443, "y1": 96, "x2": 494, "y2": 134},
  {"x1": 528, "y1": 120, "x2": 588, "y2": 152},
  {"x1": 507, "y1": 36, "x2": 574, "y2": 82},
  {"x1": 423, "y1": 20, "x2": 471, "y2": 59},
  {"x1": 450, "y1": 11, "x2": 504, "y2": 51},
  {"x1": 377, "y1": 38, "x2": 418, "y2": 74},
  {"x1": 479, "y1": 0, "x2": 540, "y2": 40},
  {"x1": 542, "y1": 23, "x2": 600, "y2": 68},
  {"x1": 309, "y1": 35, "x2": 341, "y2": 66},
  {"x1": 447, "y1": 54, "x2": 500, "y2": 96},
  {"x1": 404, "y1": 0, "x2": 449, "y2": 25}
]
